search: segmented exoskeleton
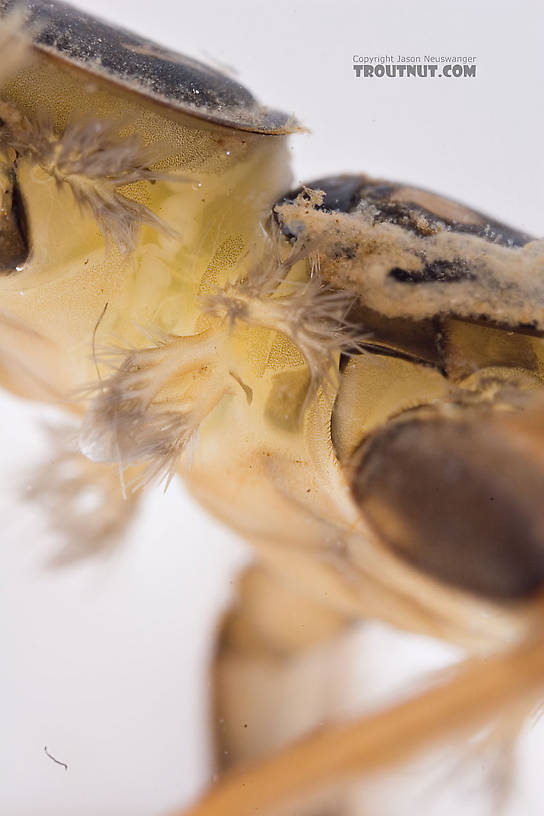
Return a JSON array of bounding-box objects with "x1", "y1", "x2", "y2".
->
[{"x1": 1, "y1": 3, "x2": 544, "y2": 815}]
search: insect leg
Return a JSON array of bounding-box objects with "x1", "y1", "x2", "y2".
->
[
  {"x1": 212, "y1": 563, "x2": 355, "y2": 814},
  {"x1": 177, "y1": 629, "x2": 544, "y2": 816}
]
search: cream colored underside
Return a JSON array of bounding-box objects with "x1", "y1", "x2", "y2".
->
[{"x1": 0, "y1": 48, "x2": 538, "y2": 654}]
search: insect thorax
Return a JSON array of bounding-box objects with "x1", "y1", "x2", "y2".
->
[{"x1": 2, "y1": 18, "x2": 544, "y2": 652}]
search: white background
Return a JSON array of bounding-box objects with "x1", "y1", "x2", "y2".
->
[{"x1": 1, "y1": 1, "x2": 543, "y2": 814}]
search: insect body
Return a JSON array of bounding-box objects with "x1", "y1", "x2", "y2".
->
[{"x1": 1, "y1": 2, "x2": 544, "y2": 814}]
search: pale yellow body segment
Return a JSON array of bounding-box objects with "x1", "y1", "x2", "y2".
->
[
  {"x1": 0, "y1": 47, "x2": 291, "y2": 394},
  {"x1": 3, "y1": 18, "x2": 544, "y2": 816}
]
